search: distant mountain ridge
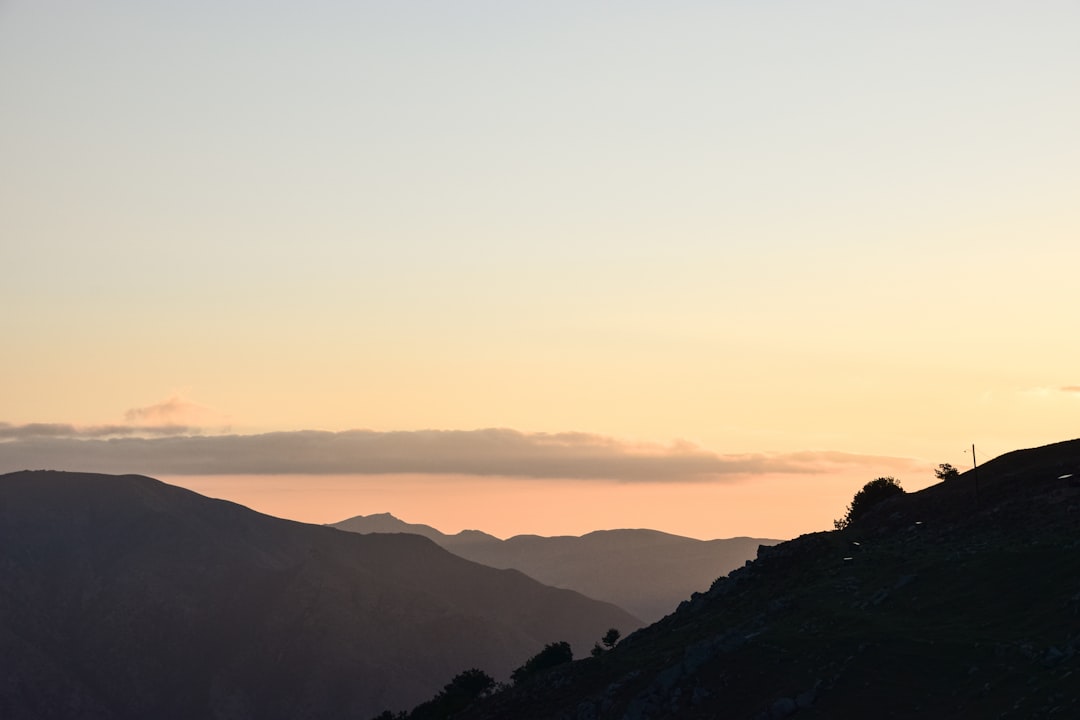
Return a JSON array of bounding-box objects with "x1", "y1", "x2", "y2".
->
[
  {"x1": 337, "y1": 512, "x2": 501, "y2": 545},
  {"x1": 0, "y1": 471, "x2": 639, "y2": 720},
  {"x1": 332, "y1": 514, "x2": 781, "y2": 622}
]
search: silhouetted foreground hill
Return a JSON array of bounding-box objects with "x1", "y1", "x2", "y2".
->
[
  {"x1": 429, "y1": 439, "x2": 1080, "y2": 719},
  {"x1": 334, "y1": 514, "x2": 779, "y2": 622},
  {"x1": 0, "y1": 471, "x2": 639, "y2": 720}
]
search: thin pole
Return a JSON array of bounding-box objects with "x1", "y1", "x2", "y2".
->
[{"x1": 972, "y1": 444, "x2": 980, "y2": 509}]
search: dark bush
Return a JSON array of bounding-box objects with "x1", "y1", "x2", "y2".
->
[
  {"x1": 591, "y1": 628, "x2": 621, "y2": 657},
  {"x1": 511, "y1": 641, "x2": 573, "y2": 684},
  {"x1": 934, "y1": 463, "x2": 960, "y2": 481},
  {"x1": 834, "y1": 476, "x2": 905, "y2": 530},
  {"x1": 405, "y1": 668, "x2": 495, "y2": 720}
]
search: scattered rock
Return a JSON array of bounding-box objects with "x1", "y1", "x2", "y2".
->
[
  {"x1": 573, "y1": 699, "x2": 598, "y2": 720},
  {"x1": 1043, "y1": 646, "x2": 1065, "y2": 667},
  {"x1": 769, "y1": 696, "x2": 797, "y2": 718},
  {"x1": 795, "y1": 682, "x2": 820, "y2": 708},
  {"x1": 893, "y1": 574, "x2": 917, "y2": 590}
]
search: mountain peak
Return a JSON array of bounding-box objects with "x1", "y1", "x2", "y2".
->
[{"x1": 1, "y1": 471, "x2": 639, "y2": 720}]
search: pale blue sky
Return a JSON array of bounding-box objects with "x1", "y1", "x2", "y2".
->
[{"x1": 2, "y1": 1, "x2": 1079, "y2": 505}]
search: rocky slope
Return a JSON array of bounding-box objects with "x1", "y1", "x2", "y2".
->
[
  {"x1": 444, "y1": 439, "x2": 1080, "y2": 719},
  {"x1": 0, "y1": 471, "x2": 639, "y2": 720}
]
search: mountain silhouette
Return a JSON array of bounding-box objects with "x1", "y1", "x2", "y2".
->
[
  {"x1": 333, "y1": 515, "x2": 779, "y2": 622},
  {"x1": 0, "y1": 471, "x2": 639, "y2": 720},
  {"x1": 333, "y1": 512, "x2": 502, "y2": 546},
  {"x1": 405, "y1": 438, "x2": 1080, "y2": 719}
]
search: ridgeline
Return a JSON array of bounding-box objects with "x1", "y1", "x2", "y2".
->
[{"x1": 413, "y1": 439, "x2": 1080, "y2": 720}]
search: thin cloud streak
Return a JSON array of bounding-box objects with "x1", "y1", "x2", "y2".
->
[
  {"x1": 0, "y1": 422, "x2": 197, "y2": 439},
  {"x1": 0, "y1": 427, "x2": 919, "y2": 482},
  {"x1": 124, "y1": 393, "x2": 228, "y2": 426}
]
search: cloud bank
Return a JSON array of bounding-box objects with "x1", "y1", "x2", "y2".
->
[
  {"x1": 0, "y1": 426, "x2": 918, "y2": 482},
  {"x1": 0, "y1": 422, "x2": 197, "y2": 440}
]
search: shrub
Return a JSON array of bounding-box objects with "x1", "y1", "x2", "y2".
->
[
  {"x1": 834, "y1": 476, "x2": 905, "y2": 530},
  {"x1": 591, "y1": 628, "x2": 621, "y2": 657},
  {"x1": 405, "y1": 668, "x2": 496, "y2": 720},
  {"x1": 511, "y1": 641, "x2": 573, "y2": 684},
  {"x1": 934, "y1": 463, "x2": 960, "y2": 481}
]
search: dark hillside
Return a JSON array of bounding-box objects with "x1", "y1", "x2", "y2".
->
[
  {"x1": 0, "y1": 471, "x2": 638, "y2": 720},
  {"x1": 449, "y1": 439, "x2": 1080, "y2": 720}
]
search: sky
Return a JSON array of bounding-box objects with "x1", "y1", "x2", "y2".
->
[{"x1": 2, "y1": 1, "x2": 1078, "y2": 539}]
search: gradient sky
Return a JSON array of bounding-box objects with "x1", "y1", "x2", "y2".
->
[{"x1": 2, "y1": 2, "x2": 1078, "y2": 539}]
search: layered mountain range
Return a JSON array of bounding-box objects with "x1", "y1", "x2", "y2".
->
[
  {"x1": 0, "y1": 471, "x2": 638, "y2": 720},
  {"x1": 9, "y1": 437, "x2": 1080, "y2": 720},
  {"x1": 332, "y1": 514, "x2": 780, "y2": 623}
]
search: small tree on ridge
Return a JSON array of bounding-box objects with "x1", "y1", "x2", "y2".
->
[
  {"x1": 591, "y1": 628, "x2": 621, "y2": 657},
  {"x1": 934, "y1": 463, "x2": 960, "y2": 482},
  {"x1": 834, "y1": 476, "x2": 905, "y2": 530},
  {"x1": 511, "y1": 641, "x2": 573, "y2": 684}
]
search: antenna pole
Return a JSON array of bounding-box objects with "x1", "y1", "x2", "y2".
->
[{"x1": 972, "y1": 444, "x2": 980, "y2": 509}]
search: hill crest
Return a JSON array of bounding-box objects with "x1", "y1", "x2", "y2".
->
[
  {"x1": 0, "y1": 470, "x2": 639, "y2": 720},
  {"x1": 437, "y1": 437, "x2": 1080, "y2": 719}
]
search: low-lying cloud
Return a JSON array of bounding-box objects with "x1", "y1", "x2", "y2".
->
[{"x1": 0, "y1": 426, "x2": 918, "y2": 482}]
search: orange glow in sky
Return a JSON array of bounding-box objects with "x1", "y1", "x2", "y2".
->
[
  {"x1": 2, "y1": 2, "x2": 1079, "y2": 541},
  {"x1": 162, "y1": 468, "x2": 937, "y2": 541}
]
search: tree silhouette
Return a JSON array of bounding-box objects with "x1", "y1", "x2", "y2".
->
[
  {"x1": 934, "y1": 463, "x2": 960, "y2": 481},
  {"x1": 405, "y1": 668, "x2": 496, "y2": 720},
  {"x1": 834, "y1": 476, "x2": 905, "y2": 530},
  {"x1": 440, "y1": 668, "x2": 495, "y2": 700},
  {"x1": 591, "y1": 628, "x2": 621, "y2": 657},
  {"x1": 602, "y1": 628, "x2": 621, "y2": 648},
  {"x1": 511, "y1": 641, "x2": 573, "y2": 684}
]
